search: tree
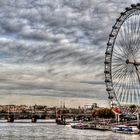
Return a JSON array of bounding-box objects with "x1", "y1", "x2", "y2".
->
[
  {"x1": 129, "y1": 104, "x2": 136, "y2": 109},
  {"x1": 92, "y1": 108, "x2": 115, "y2": 118}
]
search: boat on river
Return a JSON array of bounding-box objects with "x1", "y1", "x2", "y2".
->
[
  {"x1": 111, "y1": 125, "x2": 140, "y2": 134},
  {"x1": 56, "y1": 117, "x2": 68, "y2": 125},
  {"x1": 71, "y1": 123, "x2": 109, "y2": 131},
  {"x1": 56, "y1": 119, "x2": 68, "y2": 125}
]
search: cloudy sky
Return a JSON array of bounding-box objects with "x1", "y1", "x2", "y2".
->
[{"x1": 0, "y1": 0, "x2": 138, "y2": 107}]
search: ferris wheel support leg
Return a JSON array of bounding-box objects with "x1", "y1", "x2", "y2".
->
[
  {"x1": 137, "y1": 114, "x2": 140, "y2": 129},
  {"x1": 115, "y1": 114, "x2": 120, "y2": 124},
  {"x1": 134, "y1": 65, "x2": 140, "y2": 85},
  {"x1": 137, "y1": 113, "x2": 139, "y2": 121}
]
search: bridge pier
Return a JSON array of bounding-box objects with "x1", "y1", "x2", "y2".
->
[
  {"x1": 32, "y1": 116, "x2": 37, "y2": 123},
  {"x1": 7, "y1": 115, "x2": 14, "y2": 123}
]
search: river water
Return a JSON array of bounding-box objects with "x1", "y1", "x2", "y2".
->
[{"x1": 0, "y1": 120, "x2": 139, "y2": 140}]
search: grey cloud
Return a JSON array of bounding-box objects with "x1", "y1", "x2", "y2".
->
[
  {"x1": 80, "y1": 80, "x2": 105, "y2": 85},
  {"x1": 0, "y1": 0, "x2": 136, "y2": 102},
  {"x1": 0, "y1": 81, "x2": 105, "y2": 100}
]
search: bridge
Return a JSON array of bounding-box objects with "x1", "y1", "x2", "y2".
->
[{"x1": 0, "y1": 112, "x2": 92, "y2": 123}]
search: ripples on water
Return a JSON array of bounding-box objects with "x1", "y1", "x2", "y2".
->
[{"x1": 0, "y1": 121, "x2": 139, "y2": 140}]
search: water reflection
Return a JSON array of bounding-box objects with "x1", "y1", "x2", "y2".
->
[{"x1": 0, "y1": 122, "x2": 139, "y2": 140}]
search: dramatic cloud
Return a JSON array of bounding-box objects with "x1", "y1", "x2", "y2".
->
[{"x1": 0, "y1": 0, "x2": 137, "y2": 106}]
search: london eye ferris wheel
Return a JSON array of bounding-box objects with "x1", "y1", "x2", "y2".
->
[{"x1": 105, "y1": 3, "x2": 140, "y2": 107}]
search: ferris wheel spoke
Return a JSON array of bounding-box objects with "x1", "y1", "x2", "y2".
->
[
  {"x1": 124, "y1": 20, "x2": 137, "y2": 57},
  {"x1": 114, "y1": 83, "x2": 122, "y2": 99},
  {"x1": 136, "y1": 67, "x2": 140, "y2": 86},
  {"x1": 112, "y1": 64, "x2": 127, "y2": 73},
  {"x1": 123, "y1": 24, "x2": 130, "y2": 50},
  {"x1": 126, "y1": 18, "x2": 134, "y2": 48},
  {"x1": 123, "y1": 88, "x2": 129, "y2": 103},
  {"x1": 119, "y1": 33, "x2": 130, "y2": 53},
  {"x1": 132, "y1": 71, "x2": 137, "y2": 102},
  {"x1": 129, "y1": 77, "x2": 134, "y2": 103},
  {"x1": 112, "y1": 54, "x2": 125, "y2": 60},
  {"x1": 112, "y1": 67, "x2": 127, "y2": 79},
  {"x1": 115, "y1": 74, "x2": 129, "y2": 104},
  {"x1": 113, "y1": 51, "x2": 127, "y2": 61},
  {"x1": 130, "y1": 16, "x2": 136, "y2": 45},
  {"x1": 123, "y1": 23, "x2": 131, "y2": 52},
  {"x1": 112, "y1": 59, "x2": 125, "y2": 64},
  {"x1": 134, "y1": 24, "x2": 140, "y2": 53},
  {"x1": 119, "y1": 24, "x2": 131, "y2": 54},
  {"x1": 112, "y1": 70, "x2": 127, "y2": 81},
  {"x1": 135, "y1": 51, "x2": 140, "y2": 59},
  {"x1": 130, "y1": 16, "x2": 140, "y2": 55},
  {"x1": 113, "y1": 50, "x2": 127, "y2": 59},
  {"x1": 115, "y1": 42, "x2": 128, "y2": 57},
  {"x1": 112, "y1": 71, "x2": 127, "y2": 82},
  {"x1": 133, "y1": 25, "x2": 140, "y2": 52},
  {"x1": 130, "y1": 68, "x2": 137, "y2": 103},
  {"x1": 112, "y1": 63, "x2": 125, "y2": 68},
  {"x1": 135, "y1": 42, "x2": 140, "y2": 56},
  {"x1": 117, "y1": 84, "x2": 125, "y2": 103},
  {"x1": 112, "y1": 56, "x2": 126, "y2": 63},
  {"x1": 112, "y1": 62, "x2": 126, "y2": 68},
  {"x1": 114, "y1": 68, "x2": 127, "y2": 92},
  {"x1": 136, "y1": 81, "x2": 140, "y2": 104},
  {"x1": 116, "y1": 38, "x2": 130, "y2": 56},
  {"x1": 112, "y1": 70, "x2": 127, "y2": 86},
  {"x1": 135, "y1": 70, "x2": 140, "y2": 100},
  {"x1": 134, "y1": 18, "x2": 140, "y2": 52},
  {"x1": 125, "y1": 90, "x2": 129, "y2": 104},
  {"x1": 120, "y1": 70, "x2": 128, "y2": 87},
  {"x1": 134, "y1": 65, "x2": 140, "y2": 85},
  {"x1": 112, "y1": 69, "x2": 125, "y2": 80},
  {"x1": 114, "y1": 64, "x2": 135, "y2": 103},
  {"x1": 121, "y1": 74, "x2": 129, "y2": 103},
  {"x1": 115, "y1": 30, "x2": 130, "y2": 56},
  {"x1": 113, "y1": 75, "x2": 127, "y2": 94},
  {"x1": 125, "y1": 68, "x2": 137, "y2": 104},
  {"x1": 113, "y1": 71, "x2": 126, "y2": 87},
  {"x1": 123, "y1": 76, "x2": 129, "y2": 102},
  {"x1": 115, "y1": 83, "x2": 126, "y2": 103}
]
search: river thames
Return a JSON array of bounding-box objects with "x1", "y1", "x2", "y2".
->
[{"x1": 0, "y1": 120, "x2": 139, "y2": 140}]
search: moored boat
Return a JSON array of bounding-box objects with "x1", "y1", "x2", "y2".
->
[
  {"x1": 71, "y1": 123, "x2": 109, "y2": 131},
  {"x1": 56, "y1": 118, "x2": 68, "y2": 125},
  {"x1": 71, "y1": 123, "x2": 90, "y2": 129},
  {"x1": 111, "y1": 125, "x2": 140, "y2": 134}
]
